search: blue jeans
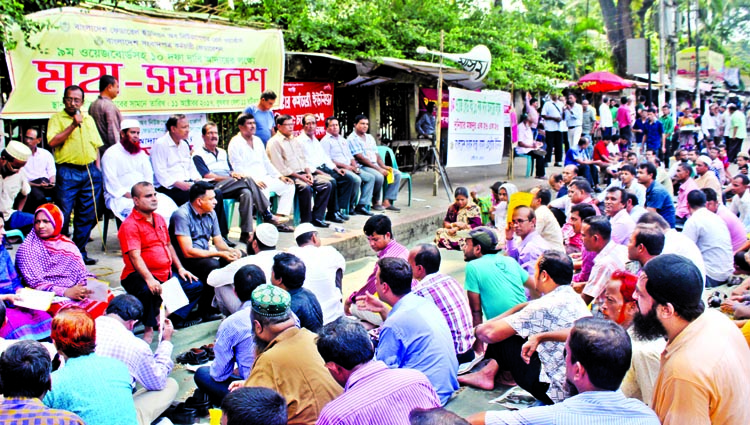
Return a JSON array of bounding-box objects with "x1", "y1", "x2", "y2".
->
[
  {"x1": 194, "y1": 366, "x2": 240, "y2": 406},
  {"x1": 8, "y1": 210, "x2": 34, "y2": 234},
  {"x1": 356, "y1": 168, "x2": 376, "y2": 207},
  {"x1": 55, "y1": 163, "x2": 102, "y2": 256},
  {"x1": 361, "y1": 166, "x2": 401, "y2": 204}
]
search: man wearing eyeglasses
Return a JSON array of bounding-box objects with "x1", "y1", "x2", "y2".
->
[
  {"x1": 505, "y1": 205, "x2": 551, "y2": 276},
  {"x1": 47, "y1": 84, "x2": 103, "y2": 265}
]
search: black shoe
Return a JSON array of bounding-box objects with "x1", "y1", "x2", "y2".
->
[
  {"x1": 325, "y1": 214, "x2": 345, "y2": 223},
  {"x1": 371, "y1": 204, "x2": 385, "y2": 211},
  {"x1": 173, "y1": 317, "x2": 202, "y2": 329},
  {"x1": 168, "y1": 403, "x2": 197, "y2": 424},
  {"x1": 354, "y1": 206, "x2": 374, "y2": 216},
  {"x1": 201, "y1": 313, "x2": 223, "y2": 323},
  {"x1": 175, "y1": 348, "x2": 209, "y2": 365},
  {"x1": 82, "y1": 256, "x2": 98, "y2": 266},
  {"x1": 185, "y1": 390, "x2": 211, "y2": 416},
  {"x1": 223, "y1": 237, "x2": 237, "y2": 248},
  {"x1": 554, "y1": 162, "x2": 563, "y2": 167},
  {"x1": 311, "y1": 219, "x2": 330, "y2": 228},
  {"x1": 385, "y1": 205, "x2": 401, "y2": 212},
  {"x1": 337, "y1": 212, "x2": 350, "y2": 221}
]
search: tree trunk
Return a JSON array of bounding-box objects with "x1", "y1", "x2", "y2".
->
[{"x1": 599, "y1": 0, "x2": 634, "y2": 75}]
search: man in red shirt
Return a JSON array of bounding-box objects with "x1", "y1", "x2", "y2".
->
[{"x1": 118, "y1": 181, "x2": 203, "y2": 342}]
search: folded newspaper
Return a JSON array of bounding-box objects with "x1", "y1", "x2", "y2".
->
[{"x1": 488, "y1": 386, "x2": 537, "y2": 411}]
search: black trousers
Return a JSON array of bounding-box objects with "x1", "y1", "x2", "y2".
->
[
  {"x1": 318, "y1": 166, "x2": 356, "y2": 215},
  {"x1": 727, "y1": 138, "x2": 743, "y2": 163},
  {"x1": 293, "y1": 175, "x2": 332, "y2": 222},
  {"x1": 180, "y1": 257, "x2": 226, "y2": 316},
  {"x1": 485, "y1": 335, "x2": 554, "y2": 405},
  {"x1": 120, "y1": 272, "x2": 203, "y2": 327},
  {"x1": 158, "y1": 186, "x2": 229, "y2": 236},
  {"x1": 216, "y1": 177, "x2": 270, "y2": 233},
  {"x1": 24, "y1": 185, "x2": 56, "y2": 213},
  {"x1": 545, "y1": 131, "x2": 563, "y2": 164}
]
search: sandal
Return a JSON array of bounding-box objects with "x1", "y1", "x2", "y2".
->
[{"x1": 176, "y1": 348, "x2": 209, "y2": 366}]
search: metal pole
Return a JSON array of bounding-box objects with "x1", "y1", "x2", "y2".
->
[
  {"x1": 433, "y1": 30, "x2": 445, "y2": 197},
  {"x1": 658, "y1": 0, "x2": 666, "y2": 107},
  {"x1": 694, "y1": 0, "x2": 700, "y2": 107},
  {"x1": 648, "y1": 37, "x2": 653, "y2": 107}
]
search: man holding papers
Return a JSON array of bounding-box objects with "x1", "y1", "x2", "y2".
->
[{"x1": 118, "y1": 181, "x2": 202, "y2": 343}]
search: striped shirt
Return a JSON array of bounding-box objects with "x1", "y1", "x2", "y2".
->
[
  {"x1": 316, "y1": 360, "x2": 440, "y2": 425},
  {"x1": 349, "y1": 240, "x2": 409, "y2": 302},
  {"x1": 95, "y1": 316, "x2": 174, "y2": 391},
  {"x1": 485, "y1": 390, "x2": 660, "y2": 425},
  {"x1": 0, "y1": 398, "x2": 84, "y2": 425},
  {"x1": 413, "y1": 272, "x2": 475, "y2": 355},
  {"x1": 211, "y1": 301, "x2": 256, "y2": 381}
]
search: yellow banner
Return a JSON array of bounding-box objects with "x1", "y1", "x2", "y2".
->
[{"x1": 1, "y1": 8, "x2": 285, "y2": 118}]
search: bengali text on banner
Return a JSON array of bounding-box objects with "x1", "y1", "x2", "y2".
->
[
  {"x1": 274, "y1": 82, "x2": 335, "y2": 139},
  {"x1": 1, "y1": 8, "x2": 284, "y2": 118},
  {"x1": 446, "y1": 87, "x2": 509, "y2": 168}
]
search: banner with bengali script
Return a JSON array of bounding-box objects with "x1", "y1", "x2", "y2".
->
[
  {"x1": 274, "y1": 82, "x2": 334, "y2": 139},
  {"x1": 419, "y1": 88, "x2": 450, "y2": 129},
  {"x1": 1, "y1": 8, "x2": 284, "y2": 119},
  {"x1": 446, "y1": 87, "x2": 508, "y2": 168}
]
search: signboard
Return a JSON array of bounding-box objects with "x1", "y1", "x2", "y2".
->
[
  {"x1": 274, "y1": 82, "x2": 334, "y2": 139},
  {"x1": 1, "y1": 8, "x2": 285, "y2": 118},
  {"x1": 419, "y1": 88, "x2": 450, "y2": 129},
  {"x1": 677, "y1": 47, "x2": 725, "y2": 80},
  {"x1": 446, "y1": 87, "x2": 507, "y2": 168},
  {"x1": 127, "y1": 113, "x2": 207, "y2": 152}
]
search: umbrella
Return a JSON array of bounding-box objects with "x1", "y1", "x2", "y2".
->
[{"x1": 576, "y1": 71, "x2": 633, "y2": 92}]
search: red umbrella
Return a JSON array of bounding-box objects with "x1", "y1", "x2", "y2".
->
[{"x1": 577, "y1": 71, "x2": 633, "y2": 92}]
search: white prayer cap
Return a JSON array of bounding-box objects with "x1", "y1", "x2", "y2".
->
[{"x1": 120, "y1": 119, "x2": 141, "y2": 130}]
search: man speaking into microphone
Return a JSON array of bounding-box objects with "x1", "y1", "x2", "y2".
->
[{"x1": 47, "y1": 84, "x2": 104, "y2": 265}]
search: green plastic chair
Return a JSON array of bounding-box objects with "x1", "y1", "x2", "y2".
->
[
  {"x1": 224, "y1": 191, "x2": 300, "y2": 228},
  {"x1": 376, "y1": 145, "x2": 412, "y2": 207}
]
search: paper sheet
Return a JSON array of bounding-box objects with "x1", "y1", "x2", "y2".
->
[
  {"x1": 161, "y1": 277, "x2": 189, "y2": 314},
  {"x1": 14, "y1": 288, "x2": 55, "y2": 311},
  {"x1": 86, "y1": 278, "x2": 110, "y2": 302}
]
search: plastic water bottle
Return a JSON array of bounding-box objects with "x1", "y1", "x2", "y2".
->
[{"x1": 333, "y1": 226, "x2": 345, "y2": 233}]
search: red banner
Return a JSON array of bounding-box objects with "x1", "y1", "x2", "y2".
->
[
  {"x1": 275, "y1": 82, "x2": 334, "y2": 139},
  {"x1": 419, "y1": 87, "x2": 450, "y2": 129}
]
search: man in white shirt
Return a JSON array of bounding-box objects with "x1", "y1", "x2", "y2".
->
[
  {"x1": 604, "y1": 187, "x2": 635, "y2": 245},
  {"x1": 728, "y1": 174, "x2": 750, "y2": 232},
  {"x1": 541, "y1": 94, "x2": 565, "y2": 166},
  {"x1": 529, "y1": 187, "x2": 564, "y2": 251},
  {"x1": 296, "y1": 114, "x2": 354, "y2": 224},
  {"x1": 21, "y1": 126, "x2": 56, "y2": 213},
  {"x1": 102, "y1": 119, "x2": 177, "y2": 221},
  {"x1": 564, "y1": 93, "x2": 584, "y2": 152},
  {"x1": 636, "y1": 212, "x2": 707, "y2": 283},
  {"x1": 287, "y1": 223, "x2": 345, "y2": 324},
  {"x1": 683, "y1": 190, "x2": 734, "y2": 287},
  {"x1": 226, "y1": 113, "x2": 295, "y2": 220},
  {"x1": 151, "y1": 114, "x2": 234, "y2": 245},
  {"x1": 599, "y1": 97, "x2": 613, "y2": 138},
  {"x1": 207, "y1": 223, "x2": 280, "y2": 315},
  {"x1": 193, "y1": 122, "x2": 291, "y2": 244},
  {"x1": 320, "y1": 116, "x2": 374, "y2": 216}
]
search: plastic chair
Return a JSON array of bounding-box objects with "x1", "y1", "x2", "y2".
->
[
  {"x1": 226, "y1": 191, "x2": 299, "y2": 228},
  {"x1": 101, "y1": 209, "x2": 121, "y2": 251},
  {"x1": 4, "y1": 229, "x2": 24, "y2": 242},
  {"x1": 516, "y1": 152, "x2": 534, "y2": 177},
  {"x1": 376, "y1": 145, "x2": 412, "y2": 206}
]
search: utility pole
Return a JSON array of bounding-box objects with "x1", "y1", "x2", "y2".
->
[
  {"x1": 658, "y1": 0, "x2": 666, "y2": 108},
  {"x1": 694, "y1": 0, "x2": 701, "y2": 107},
  {"x1": 433, "y1": 30, "x2": 444, "y2": 197},
  {"x1": 667, "y1": 0, "x2": 678, "y2": 114}
]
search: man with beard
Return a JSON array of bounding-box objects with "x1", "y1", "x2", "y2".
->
[
  {"x1": 634, "y1": 254, "x2": 750, "y2": 424},
  {"x1": 102, "y1": 119, "x2": 177, "y2": 221},
  {"x1": 459, "y1": 251, "x2": 591, "y2": 406},
  {"x1": 193, "y1": 122, "x2": 291, "y2": 245},
  {"x1": 0, "y1": 140, "x2": 33, "y2": 234},
  {"x1": 468, "y1": 317, "x2": 660, "y2": 425},
  {"x1": 233, "y1": 284, "x2": 342, "y2": 425}
]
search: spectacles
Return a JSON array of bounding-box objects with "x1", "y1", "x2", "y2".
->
[
  {"x1": 63, "y1": 97, "x2": 83, "y2": 104},
  {"x1": 23, "y1": 136, "x2": 37, "y2": 141},
  {"x1": 458, "y1": 239, "x2": 467, "y2": 249},
  {"x1": 512, "y1": 219, "x2": 530, "y2": 224}
]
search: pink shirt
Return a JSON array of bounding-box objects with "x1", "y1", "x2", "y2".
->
[
  {"x1": 717, "y1": 205, "x2": 748, "y2": 251},
  {"x1": 676, "y1": 178, "x2": 699, "y2": 219},
  {"x1": 617, "y1": 105, "x2": 633, "y2": 129}
]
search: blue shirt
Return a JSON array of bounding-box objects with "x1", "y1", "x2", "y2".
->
[
  {"x1": 564, "y1": 146, "x2": 588, "y2": 167},
  {"x1": 485, "y1": 390, "x2": 660, "y2": 425},
  {"x1": 643, "y1": 120, "x2": 664, "y2": 151},
  {"x1": 288, "y1": 287, "x2": 324, "y2": 333},
  {"x1": 244, "y1": 105, "x2": 275, "y2": 144},
  {"x1": 211, "y1": 301, "x2": 256, "y2": 381},
  {"x1": 645, "y1": 181, "x2": 676, "y2": 228},
  {"x1": 170, "y1": 202, "x2": 221, "y2": 256},
  {"x1": 376, "y1": 292, "x2": 459, "y2": 405},
  {"x1": 44, "y1": 353, "x2": 138, "y2": 425}
]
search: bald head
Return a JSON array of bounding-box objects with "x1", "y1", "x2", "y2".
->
[{"x1": 562, "y1": 165, "x2": 578, "y2": 183}]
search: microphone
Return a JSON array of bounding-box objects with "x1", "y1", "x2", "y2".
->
[{"x1": 74, "y1": 109, "x2": 82, "y2": 127}]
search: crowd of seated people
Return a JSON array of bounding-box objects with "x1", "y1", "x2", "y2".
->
[{"x1": 3, "y1": 81, "x2": 750, "y2": 425}]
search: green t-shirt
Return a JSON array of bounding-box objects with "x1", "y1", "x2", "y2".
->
[
  {"x1": 730, "y1": 111, "x2": 748, "y2": 140},
  {"x1": 464, "y1": 253, "x2": 529, "y2": 320},
  {"x1": 659, "y1": 114, "x2": 675, "y2": 138}
]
